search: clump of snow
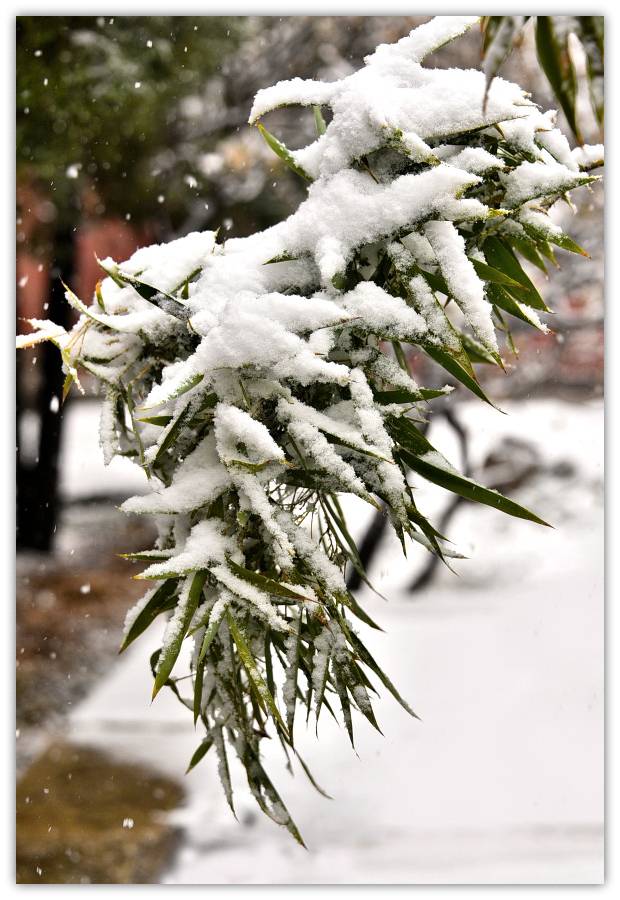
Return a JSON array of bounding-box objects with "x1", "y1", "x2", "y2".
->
[
  {"x1": 424, "y1": 220, "x2": 498, "y2": 353},
  {"x1": 284, "y1": 165, "x2": 483, "y2": 285},
  {"x1": 138, "y1": 518, "x2": 237, "y2": 579},
  {"x1": 340, "y1": 282, "x2": 426, "y2": 341},
  {"x1": 501, "y1": 160, "x2": 595, "y2": 207},
  {"x1": 121, "y1": 435, "x2": 231, "y2": 516},
  {"x1": 571, "y1": 143, "x2": 604, "y2": 170}
]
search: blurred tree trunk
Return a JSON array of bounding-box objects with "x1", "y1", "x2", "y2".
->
[{"x1": 16, "y1": 227, "x2": 74, "y2": 552}]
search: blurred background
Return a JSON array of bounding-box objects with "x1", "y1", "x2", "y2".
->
[{"x1": 16, "y1": 16, "x2": 603, "y2": 885}]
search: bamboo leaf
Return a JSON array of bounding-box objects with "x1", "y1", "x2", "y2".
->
[
  {"x1": 152, "y1": 395, "x2": 196, "y2": 469},
  {"x1": 535, "y1": 16, "x2": 581, "y2": 142},
  {"x1": 469, "y1": 256, "x2": 526, "y2": 289},
  {"x1": 285, "y1": 610, "x2": 302, "y2": 737},
  {"x1": 119, "y1": 579, "x2": 178, "y2": 652},
  {"x1": 459, "y1": 330, "x2": 501, "y2": 365},
  {"x1": 115, "y1": 269, "x2": 192, "y2": 321},
  {"x1": 577, "y1": 16, "x2": 604, "y2": 127},
  {"x1": 186, "y1": 737, "x2": 214, "y2": 773},
  {"x1": 226, "y1": 609, "x2": 289, "y2": 735},
  {"x1": 313, "y1": 105, "x2": 327, "y2": 136},
  {"x1": 294, "y1": 749, "x2": 332, "y2": 798},
  {"x1": 226, "y1": 559, "x2": 313, "y2": 604},
  {"x1": 153, "y1": 571, "x2": 207, "y2": 698},
  {"x1": 483, "y1": 237, "x2": 549, "y2": 311},
  {"x1": 508, "y1": 234, "x2": 548, "y2": 272},
  {"x1": 423, "y1": 344, "x2": 497, "y2": 408},
  {"x1": 137, "y1": 414, "x2": 173, "y2": 426},
  {"x1": 521, "y1": 222, "x2": 589, "y2": 258},
  {"x1": 417, "y1": 268, "x2": 449, "y2": 296},
  {"x1": 256, "y1": 123, "x2": 312, "y2": 181},
  {"x1": 373, "y1": 387, "x2": 450, "y2": 404},
  {"x1": 243, "y1": 749, "x2": 305, "y2": 847},
  {"x1": 332, "y1": 664, "x2": 355, "y2": 748},
  {"x1": 120, "y1": 549, "x2": 173, "y2": 561},
  {"x1": 197, "y1": 600, "x2": 227, "y2": 666},
  {"x1": 487, "y1": 284, "x2": 550, "y2": 332},
  {"x1": 193, "y1": 660, "x2": 205, "y2": 725},
  {"x1": 348, "y1": 630, "x2": 419, "y2": 719},
  {"x1": 213, "y1": 728, "x2": 236, "y2": 816},
  {"x1": 388, "y1": 416, "x2": 550, "y2": 526}
]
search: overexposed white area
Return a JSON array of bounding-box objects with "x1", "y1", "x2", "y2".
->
[{"x1": 67, "y1": 397, "x2": 603, "y2": 884}]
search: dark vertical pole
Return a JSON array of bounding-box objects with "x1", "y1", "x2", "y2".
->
[{"x1": 16, "y1": 228, "x2": 74, "y2": 552}]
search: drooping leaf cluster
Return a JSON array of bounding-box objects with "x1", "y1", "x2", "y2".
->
[{"x1": 17, "y1": 16, "x2": 603, "y2": 843}]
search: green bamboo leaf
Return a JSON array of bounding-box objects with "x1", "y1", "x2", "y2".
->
[
  {"x1": 348, "y1": 630, "x2": 419, "y2": 719},
  {"x1": 256, "y1": 122, "x2": 312, "y2": 181},
  {"x1": 535, "y1": 239, "x2": 559, "y2": 268},
  {"x1": 547, "y1": 231, "x2": 590, "y2": 257},
  {"x1": 265, "y1": 634, "x2": 276, "y2": 701},
  {"x1": 226, "y1": 559, "x2": 312, "y2": 604},
  {"x1": 148, "y1": 647, "x2": 185, "y2": 705},
  {"x1": 459, "y1": 331, "x2": 501, "y2": 365},
  {"x1": 152, "y1": 571, "x2": 207, "y2": 698},
  {"x1": 137, "y1": 414, "x2": 172, "y2": 426},
  {"x1": 117, "y1": 272, "x2": 191, "y2": 321},
  {"x1": 319, "y1": 497, "x2": 387, "y2": 619},
  {"x1": 483, "y1": 237, "x2": 550, "y2": 311},
  {"x1": 312, "y1": 423, "x2": 391, "y2": 464},
  {"x1": 294, "y1": 749, "x2": 332, "y2": 798},
  {"x1": 535, "y1": 16, "x2": 581, "y2": 142},
  {"x1": 487, "y1": 284, "x2": 550, "y2": 332},
  {"x1": 521, "y1": 222, "x2": 589, "y2": 258},
  {"x1": 119, "y1": 578, "x2": 178, "y2": 652},
  {"x1": 332, "y1": 664, "x2": 355, "y2": 748},
  {"x1": 138, "y1": 372, "x2": 204, "y2": 412},
  {"x1": 193, "y1": 659, "x2": 205, "y2": 725},
  {"x1": 213, "y1": 728, "x2": 236, "y2": 816},
  {"x1": 373, "y1": 387, "x2": 450, "y2": 404},
  {"x1": 186, "y1": 736, "x2": 214, "y2": 773},
  {"x1": 152, "y1": 395, "x2": 196, "y2": 469},
  {"x1": 285, "y1": 610, "x2": 302, "y2": 737},
  {"x1": 482, "y1": 16, "x2": 524, "y2": 105},
  {"x1": 388, "y1": 417, "x2": 550, "y2": 526},
  {"x1": 197, "y1": 600, "x2": 227, "y2": 666},
  {"x1": 243, "y1": 749, "x2": 305, "y2": 847},
  {"x1": 226, "y1": 609, "x2": 289, "y2": 735},
  {"x1": 313, "y1": 105, "x2": 327, "y2": 136},
  {"x1": 418, "y1": 268, "x2": 449, "y2": 295},
  {"x1": 469, "y1": 256, "x2": 526, "y2": 289},
  {"x1": 423, "y1": 344, "x2": 497, "y2": 408},
  {"x1": 403, "y1": 495, "x2": 449, "y2": 560},
  {"x1": 120, "y1": 549, "x2": 173, "y2": 562},
  {"x1": 226, "y1": 457, "x2": 276, "y2": 474},
  {"x1": 97, "y1": 258, "x2": 192, "y2": 321},
  {"x1": 508, "y1": 234, "x2": 548, "y2": 272},
  {"x1": 263, "y1": 251, "x2": 299, "y2": 265},
  {"x1": 577, "y1": 16, "x2": 604, "y2": 127},
  {"x1": 314, "y1": 645, "x2": 332, "y2": 727}
]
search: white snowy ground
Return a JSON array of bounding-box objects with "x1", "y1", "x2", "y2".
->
[{"x1": 63, "y1": 397, "x2": 603, "y2": 884}]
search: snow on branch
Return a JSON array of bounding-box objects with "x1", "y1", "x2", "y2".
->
[{"x1": 17, "y1": 15, "x2": 603, "y2": 845}]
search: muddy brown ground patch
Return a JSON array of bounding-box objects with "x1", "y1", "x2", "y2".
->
[{"x1": 17, "y1": 741, "x2": 184, "y2": 884}]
